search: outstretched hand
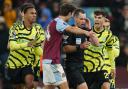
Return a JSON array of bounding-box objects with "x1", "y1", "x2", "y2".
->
[
  {"x1": 88, "y1": 31, "x2": 99, "y2": 46},
  {"x1": 27, "y1": 40, "x2": 37, "y2": 47},
  {"x1": 80, "y1": 41, "x2": 90, "y2": 49}
]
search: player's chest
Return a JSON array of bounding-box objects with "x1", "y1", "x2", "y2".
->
[
  {"x1": 17, "y1": 29, "x2": 37, "y2": 42},
  {"x1": 96, "y1": 32, "x2": 109, "y2": 43}
]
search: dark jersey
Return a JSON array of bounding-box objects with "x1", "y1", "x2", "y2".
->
[{"x1": 63, "y1": 27, "x2": 88, "y2": 63}]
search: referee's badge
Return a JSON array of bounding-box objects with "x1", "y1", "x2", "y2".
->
[{"x1": 76, "y1": 38, "x2": 81, "y2": 45}]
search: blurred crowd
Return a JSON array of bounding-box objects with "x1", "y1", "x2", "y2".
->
[{"x1": 0, "y1": 0, "x2": 128, "y2": 88}]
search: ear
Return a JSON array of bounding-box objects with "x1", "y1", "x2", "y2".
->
[
  {"x1": 20, "y1": 11, "x2": 24, "y2": 17},
  {"x1": 85, "y1": 18, "x2": 91, "y2": 29},
  {"x1": 68, "y1": 12, "x2": 72, "y2": 16}
]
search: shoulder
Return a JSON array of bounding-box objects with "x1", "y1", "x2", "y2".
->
[
  {"x1": 55, "y1": 17, "x2": 68, "y2": 26},
  {"x1": 113, "y1": 35, "x2": 119, "y2": 39},
  {"x1": 113, "y1": 35, "x2": 119, "y2": 43},
  {"x1": 104, "y1": 28, "x2": 112, "y2": 34},
  {"x1": 10, "y1": 20, "x2": 22, "y2": 31},
  {"x1": 34, "y1": 23, "x2": 42, "y2": 28},
  {"x1": 33, "y1": 23, "x2": 44, "y2": 30}
]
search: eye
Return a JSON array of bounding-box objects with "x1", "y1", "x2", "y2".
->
[{"x1": 98, "y1": 17, "x2": 101, "y2": 19}]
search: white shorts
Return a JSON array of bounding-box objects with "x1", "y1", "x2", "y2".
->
[{"x1": 43, "y1": 59, "x2": 67, "y2": 85}]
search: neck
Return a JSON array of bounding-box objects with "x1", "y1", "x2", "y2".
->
[
  {"x1": 59, "y1": 16, "x2": 68, "y2": 22},
  {"x1": 94, "y1": 25, "x2": 104, "y2": 32},
  {"x1": 24, "y1": 20, "x2": 33, "y2": 30}
]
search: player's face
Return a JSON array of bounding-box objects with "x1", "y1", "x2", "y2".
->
[
  {"x1": 75, "y1": 13, "x2": 86, "y2": 28},
  {"x1": 24, "y1": 8, "x2": 37, "y2": 23},
  {"x1": 94, "y1": 14, "x2": 104, "y2": 28}
]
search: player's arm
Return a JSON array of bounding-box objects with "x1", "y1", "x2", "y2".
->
[
  {"x1": 108, "y1": 47, "x2": 115, "y2": 69},
  {"x1": 106, "y1": 34, "x2": 115, "y2": 68},
  {"x1": 63, "y1": 42, "x2": 90, "y2": 53},
  {"x1": 65, "y1": 26, "x2": 90, "y2": 36},
  {"x1": 62, "y1": 34, "x2": 77, "y2": 53},
  {"x1": 34, "y1": 46, "x2": 43, "y2": 56},
  {"x1": 35, "y1": 25, "x2": 45, "y2": 45},
  {"x1": 63, "y1": 35, "x2": 90, "y2": 53},
  {"x1": 9, "y1": 41, "x2": 27, "y2": 50},
  {"x1": 110, "y1": 36, "x2": 120, "y2": 68},
  {"x1": 108, "y1": 47, "x2": 116, "y2": 78},
  {"x1": 85, "y1": 18, "x2": 99, "y2": 46},
  {"x1": 63, "y1": 45, "x2": 78, "y2": 53},
  {"x1": 65, "y1": 26, "x2": 99, "y2": 46},
  {"x1": 111, "y1": 36, "x2": 120, "y2": 78},
  {"x1": 56, "y1": 20, "x2": 99, "y2": 46},
  {"x1": 107, "y1": 45, "x2": 116, "y2": 78},
  {"x1": 107, "y1": 35, "x2": 118, "y2": 78},
  {"x1": 9, "y1": 39, "x2": 36, "y2": 50},
  {"x1": 113, "y1": 36, "x2": 120, "y2": 58},
  {"x1": 8, "y1": 26, "x2": 36, "y2": 50},
  {"x1": 56, "y1": 19, "x2": 92, "y2": 36}
]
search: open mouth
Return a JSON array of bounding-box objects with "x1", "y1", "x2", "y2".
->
[{"x1": 95, "y1": 23, "x2": 99, "y2": 25}]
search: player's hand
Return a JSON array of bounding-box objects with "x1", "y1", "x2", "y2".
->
[
  {"x1": 27, "y1": 40, "x2": 36, "y2": 47},
  {"x1": 88, "y1": 31, "x2": 99, "y2": 46},
  {"x1": 111, "y1": 69, "x2": 116, "y2": 79},
  {"x1": 80, "y1": 41, "x2": 90, "y2": 49},
  {"x1": 85, "y1": 31, "x2": 95, "y2": 37}
]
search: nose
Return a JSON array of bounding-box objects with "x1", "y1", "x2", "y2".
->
[
  {"x1": 34, "y1": 14, "x2": 37, "y2": 17},
  {"x1": 82, "y1": 20, "x2": 86, "y2": 23},
  {"x1": 32, "y1": 12, "x2": 36, "y2": 17}
]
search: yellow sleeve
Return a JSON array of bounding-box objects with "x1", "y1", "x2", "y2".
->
[
  {"x1": 9, "y1": 41, "x2": 28, "y2": 50},
  {"x1": 107, "y1": 48, "x2": 115, "y2": 69},
  {"x1": 9, "y1": 25, "x2": 28, "y2": 50},
  {"x1": 113, "y1": 36, "x2": 120, "y2": 58},
  {"x1": 35, "y1": 25, "x2": 45, "y2": 45},
  {"x1": 33, "y1": 46, "x2": 43, "y2": 67},
  {"x1": 106, "y1": 34, "x2": 115, "y2": 69},
  {"x1": 107, "y1": 35, "x2": 120, "y2": 69},
  {"x1": 34, "y1": 46, "x2": 43, "y2": 56},
  {"x1": 106, "y1": 30, "x2": 113, "y2": 48}
]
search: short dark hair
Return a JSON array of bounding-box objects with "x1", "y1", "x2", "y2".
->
[
  {"x1": 59, "y1": 3, "x2": 76, "y2": 16},
  {"x1": 73, "y1": 8, "x2": 85, "y2": 17},
  {"x1": 94, "y1": 10, "x2": 105, "y2": 17},
  {"x1": 20, "y1": 3, "x2": 35, "y2": 13}
]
